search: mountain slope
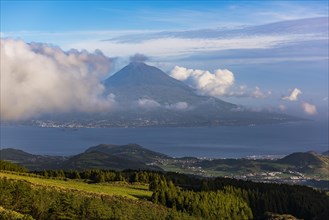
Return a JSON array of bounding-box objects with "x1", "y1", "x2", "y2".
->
[
  {"x1": 63, "y1": 150, "x2": 162, "y2": 171},
  {"x1": 63, "y1": 144, "x2": 168, "y2": 171},
  {"x1": 85, "y1": 144, "x2": 170, "y2": 163},
  {"x1": 278, "y1": 152, "x2": 326, "y2": 167},
  {"x1": 101, "y1": 62, "x2": 300, "y2": 126},
  {"x1": 0, "y1": 148, "x2": 67, "y2": 170},
  {"x1": 104, "y1": 61, "x2": 234, "y2": 109},
  {"x1": 0, "y1": 145, "x2": 167, "y2": 171}
]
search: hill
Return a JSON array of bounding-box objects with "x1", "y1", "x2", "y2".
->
[
  {"x1": 85, "y1": 144, "x2": 170, "y2": 163},
  {"x1": 0, "y1": 171, "x2": 195, "y2": 219},
  {"x1": 278, "y1": 152, "x2": 326, "y2": 167},
  {"x1": 0, "y1": 148, "x2": 67, "y2": 170},
  {"x1": 0, "y1": 144, "x2": 167, "y2": 171}
]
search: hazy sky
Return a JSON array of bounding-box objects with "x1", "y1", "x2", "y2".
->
[{"x1": 1, "y1": 0, "x2": 328, "y2": 120}]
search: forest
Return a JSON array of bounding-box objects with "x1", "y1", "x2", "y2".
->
[{"x1": 1, "y1": 160, "x2": 329, "y2": 219}]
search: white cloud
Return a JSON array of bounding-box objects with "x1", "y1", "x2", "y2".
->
[
  {"x1": 301, "y1": 102, "x2": 317, "y2": 115},
  {"x1": 0, "y1": 39, "x2": 114, "y2": 121},
  {"x1": 137, "y1": 99, "x2": 190, "y2": 111},
  {"x1": 170, "y1": 66, "x2": 271, "y2": 99},
  {"x1": 165, "y1": 102, "x2": 189, "y2": 111},
  {"x1": 282, "y1": 88, "x2": 302, "y2": 101},
  {"x1": 170, "y1": 66, "x2": 234, "y2": 97},
  {"x1": 252, "y1": 86, "x2": 271, "y2": 99},
  {"x1": 137, "y1": 98, "x2": 161, "y2": 109},
  {"x1": 70, "y1": 34, "x2": 322, "y2": 58}
]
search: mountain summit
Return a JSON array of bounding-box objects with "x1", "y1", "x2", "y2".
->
[
  {"x1": 104, "y1": 62, "x2": 233, "y2": 108},
  {"x1": 101, "y1": 62, "x2": 300, "y2": 127}
]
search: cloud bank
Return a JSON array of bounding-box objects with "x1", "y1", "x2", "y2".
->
[{"x1": 1, "y1": 39, "x2": 114, "y2": 121}]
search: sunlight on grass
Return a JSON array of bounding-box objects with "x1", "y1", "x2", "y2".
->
[{"x1": 0, "y1": 171, "x2": 152, "y2": 200}]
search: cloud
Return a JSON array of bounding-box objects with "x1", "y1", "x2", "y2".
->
[
  {"x1": 137, "y1": 99, "x2": 190, "y2": 111},
  {"x1": 301, "y1": 102, "x2": 317, "y2": 115},
  {"x1": 165, "y1": 102, "x2": 189, "y2": 111},
  {"x1": 1, "y1": 38, "x2": 114, "y2": 121},
  {"x1": 228, "y1": 85, "x2": 271, "y2": 99},
  {"x1": 251, "y1": 86, "x2": 272, "y2": 99},
  {"x1": 137, "y1": 98, "x2": 161, "y2": 109},
  {"x1": 129, "y1": 53, "x2": 149, "y2": 63},
  {"x1": 170, "y1": 66, "x2": 271, "y2": 99},
  {"x1": 170, "y1": 66, "x2": 234, "y2": 97},
  {"x1": 282, "y1": 88, "x2": 302, "y2": 101}
]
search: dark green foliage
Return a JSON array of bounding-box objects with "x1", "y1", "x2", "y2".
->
[
  {"x1": 151, "y1": 177, "x2": 253, "y2": 219},
  {"x1": 0, "y1": 160, "x2": 28, "y2": 172},
  {"x1": 154, "y1": 173, "x2": 329, "y2": 220},
  {"x1": 0, "y1": 206, "x2": 34, "y2": 220},
  {"x1": 32, "y1": 169, "x2": 164, "y2": 184}
]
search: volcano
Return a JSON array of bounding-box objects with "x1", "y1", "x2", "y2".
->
[
  {"x1": 100, "y1": 62, "x2": 300, "y2": 127},
  {"x1": 104, "y1": 61, "x2": 234, "y2": 109}
]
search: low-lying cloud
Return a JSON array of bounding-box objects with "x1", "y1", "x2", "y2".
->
[
  {"x1": 1, "y1": 38, "x2": 114, "y2": 121},
  {"x1": 137, "y1": 98, "x2": 161, "y2": 109},
  {"x1": 137, "y1": 98, "x2": 190, "y2": 111},
  {"x1": 170, "y1": 66, "x2": 271, "y2": 99},
  {"x1": 301, "y1": 102, "x2": 317, "y2": 115},
  {"x1": 282, "y1": 88, "x2": 302, "y2": 101},
  {"x1": 165, "y1": 102, "x2": 189, "y2": 111},
  {"x1": 170, "y1": 66, "x2": 234, "y2": 97}
]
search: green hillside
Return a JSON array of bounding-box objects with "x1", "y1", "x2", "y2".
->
[
  {"x1": 1, "y1": 160, "x2": 328, "y2": 220},
  {"x1": 64, "y1": 150, "x2": 162, "y2": 171},
  {"x1": 85, "y1": 144, "x2": 170, "y2": 163},
  {"x1": 0, "y1": 172, "x2": 194, "y2": 220},
  {"x1": 0, "y1": 171, "x2": 152, "y2": 200}
]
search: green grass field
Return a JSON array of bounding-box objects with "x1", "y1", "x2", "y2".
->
[{"x1": 0, "y1": 171, "x2": 152, "y2": 200}]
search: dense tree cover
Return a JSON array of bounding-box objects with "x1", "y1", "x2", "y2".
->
[
  {"x1": 151, "y1": 177, "x2": 253, "y2": 219},
  {"x1": 197, "y1": 177, "x2": 329, "y2": 219},
  {"x1": 0, "y1": 160, "x2": 28, "y2": 173},
  {"x1": 0, "y1": 206, "x2": 34, "y2": 220},
  {"x1": 0, "y1": 177, "x2": 195, "y2": 220},
  {"x1": 30, "y1": 169, "x2": 329, "y2": 219},
  {"x1": 32, "y1": 169, "x2": 163, "y2": 183}
]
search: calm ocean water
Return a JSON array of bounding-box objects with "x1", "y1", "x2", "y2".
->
[{"x1": 0, "y1": 121, "x2": 328, "y2": 158}]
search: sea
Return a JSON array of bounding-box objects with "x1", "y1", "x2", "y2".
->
[{"x1": 0, "y1": 121, "x2": 328, "y2": 158}]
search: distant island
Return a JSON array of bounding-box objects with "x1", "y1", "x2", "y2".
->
[
  {"x1": 1, "y1": 144, "x2": 328, "y2": 190},
  {"x1": 13, "y1": 62, "x2": 302, "y2": 128}
]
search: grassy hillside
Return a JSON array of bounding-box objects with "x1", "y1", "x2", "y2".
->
[
  {"x1": 0, "y1": 173, "x2": 195, "y2": 220},
  {"x1": 0, "y1": 171, "x2": 151, "y2": 200}
]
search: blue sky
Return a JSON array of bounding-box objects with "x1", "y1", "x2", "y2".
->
[
  {"x1": 1, "y1": 1, "x2": 328, "y2": 31},
  {"x1": 1, "y1": 0, "x2": 328, "y2": 119}
]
